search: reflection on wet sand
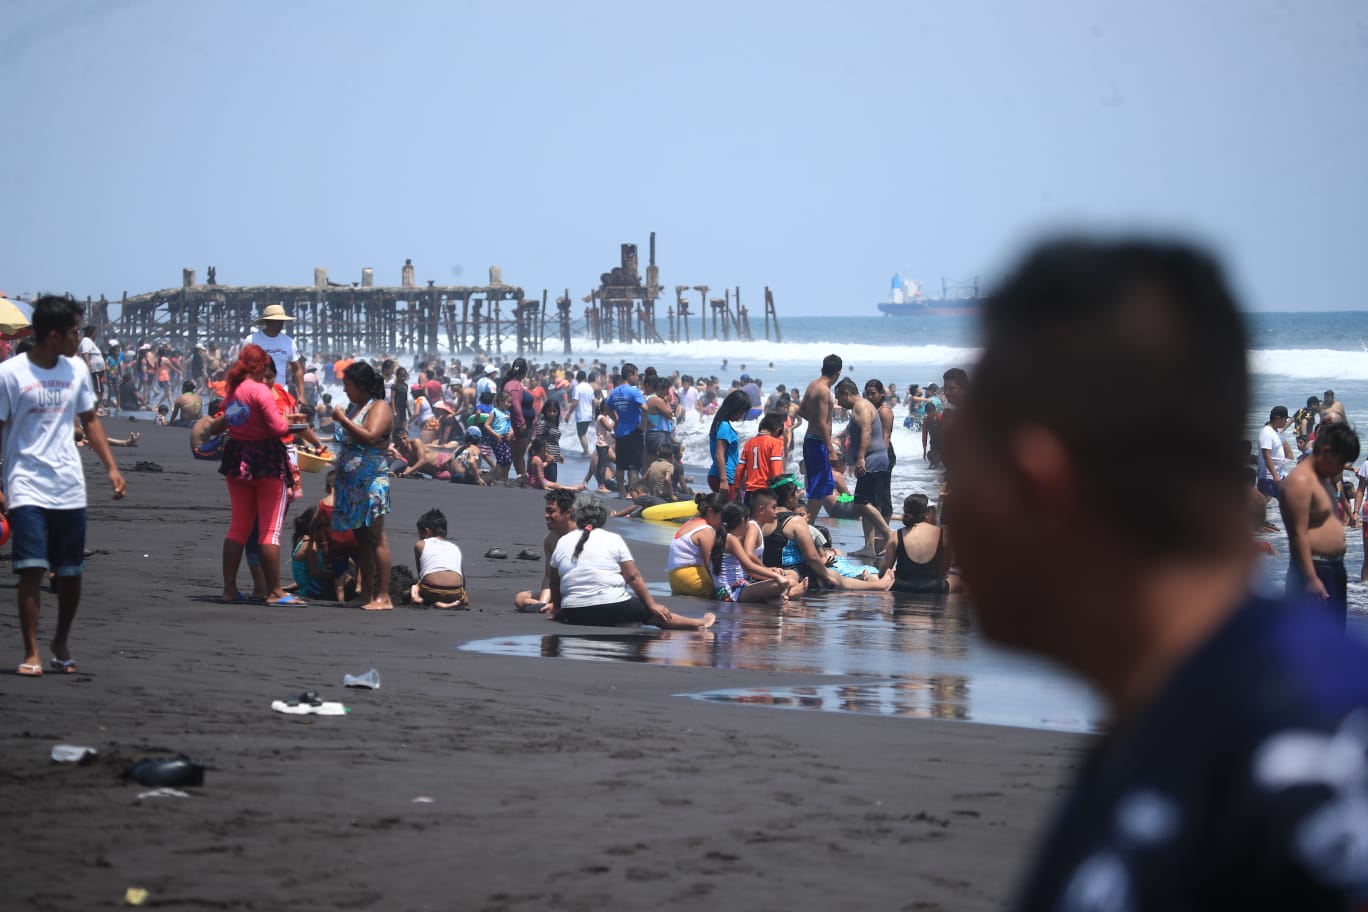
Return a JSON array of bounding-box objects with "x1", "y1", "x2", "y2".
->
[{"x1": 461, "y1": 589, "x2": 1105, "y2": 734}]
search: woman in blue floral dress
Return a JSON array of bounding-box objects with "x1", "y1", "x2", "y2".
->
[{"x1": 332, "y1": 362, "x2": 395, "y2": 610}]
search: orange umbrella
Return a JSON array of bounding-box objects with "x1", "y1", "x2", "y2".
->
[{"x1": 0, "y1": 295, "x2": 31, "y2": 340}]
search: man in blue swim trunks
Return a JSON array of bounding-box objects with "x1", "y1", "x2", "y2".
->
[
  {"x1": 799, "y1": 353, "x2": 842, "y2": 521},
  {"x1": 947, "y1": 238, "x2": 1368, "y2": 910}
]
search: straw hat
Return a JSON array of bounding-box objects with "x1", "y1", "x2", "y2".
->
[{"x1": 257, "y1": 304, "x2": 295, "y2": 322}]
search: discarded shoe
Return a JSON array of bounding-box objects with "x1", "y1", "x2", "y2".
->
[
  {"x1": 283, "y1": 690, "x2": 323, "y2": 707},
  {"x1": 484, "y1": 547, "x2": 508, "y2": 559},
  {"x1": 129, "y1": 757, "x2": 206, "y2": 788},
  {"x1": 515, "y1": 549, "x2": 541, "y2": 561}
]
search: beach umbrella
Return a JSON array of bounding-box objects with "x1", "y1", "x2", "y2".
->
[{"x1": 0, "y1": 294, "x2": 31, "y2": 340}]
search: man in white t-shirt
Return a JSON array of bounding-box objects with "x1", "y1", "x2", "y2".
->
[
  {"x1": 679, "y1": 375, "x2": 699, "y2": 421},
  {"x1": 1256, "y1": 405, "x2": 1293, "y2": 501},
  {"x1": 245, "y1": 303, "x2": 305, "y2": 405},
  {"x1": 76, "y1": 324, "x2": 106, "y2": 397},
  {"x1": 475, "y1": 363, "x2": 499, "y2": 401},
  {"x1": 0, "y1": 297, "x2": 126, "y2": 677},
  {"x1": 572, "y1": 370, "x2": 596, "y2": 456}
]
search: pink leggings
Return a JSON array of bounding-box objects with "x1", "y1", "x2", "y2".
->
[{"x1": 225, "y1": 477, "x2": 288, "y2": 546}]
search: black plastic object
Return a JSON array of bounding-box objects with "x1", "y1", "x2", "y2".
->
[{"x1": 129, "y1": 757, "x2": 206, "y2": 787}]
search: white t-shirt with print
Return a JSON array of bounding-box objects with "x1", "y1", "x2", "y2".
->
[
  {"x1": 0, "y1": 354, "x2": 96, "y2": 509},
  {"x1": 245, "y1": 330, "x2": 298, "y2": 387},
  {"x1": 551, "y1": 528, "x2": 634, "y2": 607}
]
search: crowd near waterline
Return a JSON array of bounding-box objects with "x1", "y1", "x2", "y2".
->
[{"x1": 5, "y1": 236, "x2": 1368, "y2": 910}]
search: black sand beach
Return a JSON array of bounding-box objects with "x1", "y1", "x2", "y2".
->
[{"x1": 0, "y1": 425, "x2": 1089, "y2": 911}]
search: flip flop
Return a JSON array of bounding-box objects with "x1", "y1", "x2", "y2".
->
[
  {"x1": 267, "y1": 594, "x2": 308, "y2": 607},
  {"x1": 16, "y1": 663, "x2": 42, "y2": 677},
  {"x1": 484, "y1": 547, "x2": 508, "y2": 559},
  {"x1": 49, "y1": 658, "x2": 78, "y2": 674},
  {"x1": 219, "y1": 593, "x2": 247, "y2": 604}
]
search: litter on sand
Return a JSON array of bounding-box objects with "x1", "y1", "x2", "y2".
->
[
  {"x1": 343, "y1": 668, "x2": 381, "y2": 689},
  {"x1": 51, "y1": 744, "x2": 98, "y2": 763},
  {"x1": 272, "y1": 699, "x2": 348, "y2": 715}
]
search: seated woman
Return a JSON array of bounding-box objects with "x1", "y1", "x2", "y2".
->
[
  {"x1": 410, "y1": 508, "x2": 468, "y2": 608},
  {"x1": 665, "y1": 492, "x2": 728, "y2": 597},
  {"x1": 714, "y1": 502, "x2": 805, "y2": 603},
  {"x1": 877, "y1": 493, "x2": 963, "y2": 595},
  {"x1": 549, "y1": 493, "x2": 715, "y2": 630}
]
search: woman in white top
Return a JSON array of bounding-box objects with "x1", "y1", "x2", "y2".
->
[
  {"x1": 410, "y1": 508, "x2": 468, "y2": 608},
  {"x1": 666, "y1": 492, "x2": 728, "y2": 597},
  {"x1": 550, "y1": 493, "x2": 715, "y2": 629}
]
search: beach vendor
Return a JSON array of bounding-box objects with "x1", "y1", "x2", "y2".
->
[{"x1": 217, "y1": 344, "x2": 297, "y2": 606}]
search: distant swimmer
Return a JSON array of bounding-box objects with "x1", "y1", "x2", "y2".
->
[
  {"x1": 1279, "y1": 421, "x2": 1359, "y2": 628},
  {"x1": 798, "y1": 353, "x2": 842, "y2": 522}
]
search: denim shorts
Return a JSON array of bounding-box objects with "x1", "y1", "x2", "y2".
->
[{"x1": 9, "y1": 506, "x2": 87, "y2": 576}]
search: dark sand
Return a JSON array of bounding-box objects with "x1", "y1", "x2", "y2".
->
[{"x1": 0, "y1": 425, "x2": 1090, "y2": 911}]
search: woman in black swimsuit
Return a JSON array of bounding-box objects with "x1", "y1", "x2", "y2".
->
[{"x1": 877, "y1": 493, "x2": 962, "y2": 594}]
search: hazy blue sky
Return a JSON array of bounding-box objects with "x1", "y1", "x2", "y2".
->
[{"x1": 3, "y1": 0, "x2": 1365, "y2": 314}]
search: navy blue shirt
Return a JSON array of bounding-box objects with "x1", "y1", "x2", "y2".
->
[{"x1": 1015, "y1": 597, "x2": 1368, "y2": 911}]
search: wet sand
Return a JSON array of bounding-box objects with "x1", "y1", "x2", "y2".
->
[{"x1": 0, "y1": 424, "x2": 1090, "y2": 911}]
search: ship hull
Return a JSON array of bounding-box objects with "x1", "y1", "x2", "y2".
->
[{"x1": 877, "y1": 301, "x2": 981, "y2": 317}]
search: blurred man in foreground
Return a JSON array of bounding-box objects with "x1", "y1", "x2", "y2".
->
[{"x1": 945, "y1": 239, "x2": 1368, "y2": 910}]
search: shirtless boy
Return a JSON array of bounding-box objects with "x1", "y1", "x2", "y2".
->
[
  {"x1": 798, "y1": 353, "x2": 842, "y2": 521},
  {"x1": 833, "y1": 378, "x2": 893, "y2": 558},
  {"x1": 1279, "y1": 421, "x2": 1359, "y2": 627}
]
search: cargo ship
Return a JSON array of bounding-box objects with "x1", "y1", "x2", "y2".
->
[{"x1": 877, "y1": 274, "x2": 983, "y2": 317}]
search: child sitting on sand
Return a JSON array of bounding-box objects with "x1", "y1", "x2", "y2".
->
[
  {"x1": 311, "y1": 470, "x2": 358, "y2": 602},
  {"x1": 410, "y1": 508, "x2": 469, "y2": 609},
  {"x1": 289, "y1": 507, "x2": 334, "y2": 599},
  {"x1": 524, "y1": 438, "x2": 585, "y2": 492}
]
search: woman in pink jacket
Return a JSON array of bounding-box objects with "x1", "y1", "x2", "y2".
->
[{"x1": 218, "y1": 344, "x2": 299, "y2": 605}]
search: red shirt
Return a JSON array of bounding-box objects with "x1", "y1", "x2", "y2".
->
[{"x1": 738, "y1": 434, "x2": 785, "y2": 492}]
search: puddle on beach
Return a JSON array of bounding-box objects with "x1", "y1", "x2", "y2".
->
[
  {"x1": 460, "y1": 594, "x2": 1107, "y2": 734},
  {"x1": 463, "y1": 508, "x2": 1368, "y2": 735}
]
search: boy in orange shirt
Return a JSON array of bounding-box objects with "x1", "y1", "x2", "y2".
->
[{"x1": 737, "y1": 412, "x2": 787, "y2": 502}]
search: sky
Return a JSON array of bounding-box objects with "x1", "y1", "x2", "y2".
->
[{"x1": 2, "y1": 0, "x2": 1366, "y2": 315}]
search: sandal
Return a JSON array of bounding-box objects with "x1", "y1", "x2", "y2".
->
[
  {"x1": 484, "y1": 547, "x2": 508, "y2": 559},
  {"x1": 267, "y1": 594, "x2": 308, "y2": 606}
]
